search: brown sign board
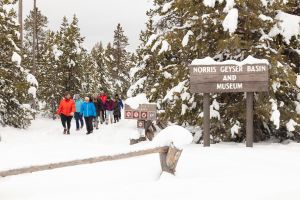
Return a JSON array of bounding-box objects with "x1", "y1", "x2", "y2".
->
[
  {"x1": 125, "y1": 104, "x2": 157, "y2": 121},
  {"x1": 189, "y1": 64, "x2": 269, "y2": 93}
]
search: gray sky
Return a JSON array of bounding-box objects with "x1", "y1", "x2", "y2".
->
[{"x1": 23, "y1": 0, "x2": 153, "y2": 52}]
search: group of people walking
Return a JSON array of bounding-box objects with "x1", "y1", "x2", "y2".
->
[{"x1": 56, "y1": 91, "x2": 123, "y2": 135}]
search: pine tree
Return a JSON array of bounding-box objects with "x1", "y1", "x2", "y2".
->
[
  {"x1": 90, "y1": 42, "x2": 110, "y2": 93},
  {"x1": 107, "y1": 23, "x2": 131, "y2": 97},
  {"x1": 23, "y1": 7, "x2": 48, "y2": 66},
  {"x1": 0, "y1": 0, "x2": 33, "y2": 128},
  {"x1": 55, "y1": 15, "x2": 86, "y2": 95}
]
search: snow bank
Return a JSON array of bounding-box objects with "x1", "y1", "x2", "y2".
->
[
  {"x1": 125, "y1": 93, "x2": 149, "y2": 109},
  {"x1": 269, "y1": 11, "x2": 300, "y2": 44},
  {"x1": 222, "y1": 8, "x2": 238, "y2": 34},
  {"x1": 153, "y1": 125, "x2": 193, "y2": 149}
]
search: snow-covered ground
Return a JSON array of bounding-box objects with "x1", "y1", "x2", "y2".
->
[{"x1": 1, "y1": 118, "x2": 300, "y2": 200}]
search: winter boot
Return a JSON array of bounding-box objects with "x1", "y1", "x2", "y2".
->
[
  {"x1": 63, "y1": 129, "x2": 67, "y2": 134},
  {"x1": 67, "y1": 129, "x2": 70, "y2": 135}
]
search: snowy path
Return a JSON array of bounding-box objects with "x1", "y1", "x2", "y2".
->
[
  {"x1": 0, "y1": 117, "x2": 139, "y2": 171},
  {"x1": 1, "y1": 118, "x2": 300, "y2": 200}
]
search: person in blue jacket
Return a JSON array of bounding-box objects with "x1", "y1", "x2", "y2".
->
[
  {"x1": 80, "y1": 97, "x2": 97, "y2": 135},
  {"x1": 74, "y1": 94, "x2": 84, "y2": 131}
]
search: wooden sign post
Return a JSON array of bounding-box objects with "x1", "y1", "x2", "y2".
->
[
  {"x1": 125, "y1": 103, "x2": 157, "y2": 144},
  {"x1": 190, "y1": 62, "x2": 269, "y2": 147}
]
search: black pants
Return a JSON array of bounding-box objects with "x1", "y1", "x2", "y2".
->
[
  {"x1": 74, "y1": 112, "x2": 84, "y2": 129},
  {"x1": 61, "y1": 114, "x2": 73, "y2": 130},
  {"x1": 100, "y1": 109, "x2": 105, "y2": 123},
  {"x1": 84, "y1": 117, "x2": 94, "y2": 133}
]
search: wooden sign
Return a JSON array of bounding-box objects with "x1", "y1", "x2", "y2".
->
[
  {"x1": 189, "y1": 64, "x2": 268, "y2": 93},
  {"x1": 189, "y1": 60, "x2": 269, "y2": 148},
  {"x1": 125, "y1": 104, "x2": 157, "y2": 121}
]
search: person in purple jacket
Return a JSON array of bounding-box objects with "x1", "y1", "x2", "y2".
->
[{"x1": 105, "y1": 96, "x2": 115, "y2": 124}]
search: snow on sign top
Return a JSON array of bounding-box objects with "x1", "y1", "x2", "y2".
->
[{"x1": 191, "y1": 56, "x2": 269, "y2": 66}]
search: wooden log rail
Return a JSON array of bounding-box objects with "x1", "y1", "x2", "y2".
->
[{"x1": 0, "y1": 143, "x2": 182, "y2": 178}]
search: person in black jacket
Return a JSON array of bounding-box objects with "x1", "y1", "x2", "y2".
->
[{"x1": 92, "y1": 95, "x2": 103, "y2": 130}]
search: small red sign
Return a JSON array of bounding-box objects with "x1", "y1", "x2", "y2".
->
[
  {"x1": 125, "y1": 111, "x2": 133, "y2": 119},
  {"x1": 133, "y1": 111, "x2": 140, "y2": 119},
  {"x1": 141, "y1": 112, "x2": 147, "y2": 119},
  {"x1": 137, "y1": 120, "x2": 145, "y2": 128}
]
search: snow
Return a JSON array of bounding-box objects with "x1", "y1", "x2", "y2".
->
[
  {"x1": 153, "y1": 125, "x2": 193, "y2": 149},
  {"x1": 11, "y1": 52, "x2": 21, "y2": 66},
  {"x1": 1, "y1": 118, "x2": 300, "y2": 199},
  {"x1": 270, "y1": 99, "x2": 280, "y2": 129},
  {"x1": 260, "y1": 0, "x2": 288, "y2": 7},
  {"x1": 272, "y1": 81, "x2": 280, "y2": 92},
  {"x1": 223, "y1": 0, "x2": 235, "y2": 12},
  {"x1": 163, "y1": 80, "x2": 190, "y2": 102},
  {"x1": 26, "y1": 74, "x2": 38, "y2": 86},
  {"x1": 286, "y1": 119, "x2": 298, "y2": 132},
  {"x1": 296, "y1": 75, "x2": 300, "y2": 88},
  {"x1": 203, "y1": 0, "x2": 224, "y2": 8},
  {"x1": 158, "y1": 40, "x2": 170, "y2": 55},
  {"x1": 125, "y1": 93, "x2": 149, "y2": 109},
  {"x1": 127, "y1": 77, "x2": 147, "y2": 97},
  {"x1": 163, "y1": 71, "x2": 172, "y2": 79},
  {"x1": 28, "y1": 87, "x2": 37, "y2": 98},
  {"x1": 52, "y1": 45, "x2": 63, "y2": 60},
  {"x1": 259, "y1": 14, "x2": 273, "y2": 22},
  {"x1": 151, "y1": 40, "x2": 161, "y2": 52},
  {"x1": 222, "y1": 8, "x2": 238, "y2": 34},
  {"x1": 210, "y1": 99, "x2": 220, "y2": 120},
  {"x1": 230, "y1": 121, "x2": 241, "y2": 137},
  {"x1": 269, "y1": 11, "x2": 300, "y2": 44},
  {"x1": 162, "y1": 1, "x2": 173, "y2": 13},
  {"x1": 146, "y1": 34, "x2": 158, "y2": 46},
  {"x1": 181, "y1": 104, "x2": 188, "y2": 115},
  {"x1": 182, "y1": 30, "x2": 194, "y2": 47}
]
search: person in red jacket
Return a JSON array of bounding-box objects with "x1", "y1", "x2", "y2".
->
[
  {"x1": 57, "y1": 92, "x2": 76, "y2": 134},
  {"x1": 99, "y1": 91, "x2": 108, "y2": 123}
]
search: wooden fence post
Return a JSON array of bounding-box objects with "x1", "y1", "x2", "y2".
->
[{"x1": 159, "y1": 143, "x2": 183, "y2": 174}]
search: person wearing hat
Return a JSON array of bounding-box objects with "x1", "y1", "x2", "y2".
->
[
  {"x1": 57, "y1": 92, "x2": 76, "y2": 134},
  {"x1": 74, "y1": 94, "x2": 84, "y2": 131},
  {"x1": 80, "y1": 96, "x2": 97, "y2": 134}
]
